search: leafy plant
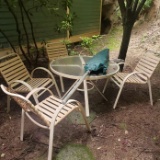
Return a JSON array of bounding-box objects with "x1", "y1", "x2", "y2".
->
[
  {"x1": 60, "y1": 12, "x2": 76, "y2": 33},
  {"x1": 119, "y1": 122, "x2": 127, "y2": 130},
  {"x1": 61, "y1": 39, "x2": 78, "y2": 56},
  {"x1": 80, "y1": 35, "x2": 101, "y2": 54},
  {"x1": 59, "y1": 0, "x2": 76, "y2": 37},
  {"x1": 143, "y1": 0, "x2": 153, "y2": 11},
  {"x1": 69, "y1": 50, "x2": 79, "y2": 56}
]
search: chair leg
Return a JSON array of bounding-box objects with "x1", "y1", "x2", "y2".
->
[
  {"x1": 83, "y1": 80, "x2": 89, "y2": 117},
  {"x1": 77, "y1": 103, "x2": 91, "y2": 132},
  {"x1": 113, "y1": 84, "x2": 124, "y2": 109},
  {"x1": 54, "y1": 81, "x2": 61, "y2": 98},
  {"x1": 7, "y1": 95, "x2": 10, "y2": 113},
  {"x1": 102, "y1": 78, "x2": 110, "y2": 93},
  {"x1": 148, "y1": 80, "x2": 153, "y2": 105},
  {"x1": 48, "y1": 126, "x2": 55, "y2": 160},
  {"x1": 20, "y1": 110, "x2": 25, "y2": 141},
  {"x1": 33, "y1": 93, "x2": 39, "y2": 105}
]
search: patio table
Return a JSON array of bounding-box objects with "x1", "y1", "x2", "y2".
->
[{"x1": 49, "y1": 55, "x2": 119, "y2": 117}]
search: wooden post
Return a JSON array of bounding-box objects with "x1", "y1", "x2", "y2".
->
[{"x1": 67, "y1": 6, "x2": 70, "y2": 40}]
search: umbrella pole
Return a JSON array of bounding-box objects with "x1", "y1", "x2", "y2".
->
[{"x1": 62, "y1": 71, "x2": 90, "y2": 104}]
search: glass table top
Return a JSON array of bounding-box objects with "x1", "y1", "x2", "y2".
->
[{"x1": 49, "y1": 56, "x2": 119, "y2": 80}]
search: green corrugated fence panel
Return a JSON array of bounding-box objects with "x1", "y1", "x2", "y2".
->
[
  {"x1": 0, "y1": 0, "x2": 101, "y2": 48},
  {"x1": 0, "y1": 0, "x2": 66, "y2": 48},
  {"x1": 72, "y1": 0, "x2": 101, "y2": 36}
]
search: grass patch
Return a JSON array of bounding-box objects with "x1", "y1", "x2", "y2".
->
[
  {"x1": 105, "y1": 25, "x2": 122, "y2": 51},
  {"x1": 55, "y1": 143, "x2": 95, "y2": 160},
  {"x1": 67, "y1": 110, "x2": 96, "y2": 124}
]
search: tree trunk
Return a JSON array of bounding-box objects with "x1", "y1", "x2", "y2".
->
[{"x1": 118, "y1": 23, "x2": 134, "y2": 60}]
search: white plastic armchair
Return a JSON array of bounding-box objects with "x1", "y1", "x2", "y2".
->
[
  {"x1": 1, "y1": 84, "x2": 91, "y2": 160},
  {"x1": 103, "y1": 52, "x2": 160, "y2": 109},
  {"x1": 0, "y1": 52, "x2": 61, "y2": 112}
]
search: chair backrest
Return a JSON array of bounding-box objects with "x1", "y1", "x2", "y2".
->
[
  {"x1": 0, "y1": 52, "x2": 31, "y2": 87},
  {"x1": 134, "y1": 52, "x2": 160, "y2": 80},
  {"x1": 46, "y1": 41, "x2": 68, "y2": 61}
]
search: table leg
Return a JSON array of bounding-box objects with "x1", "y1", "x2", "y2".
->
[
  {"x1": 102, "y1": 78, "x2": 110, "y2": 93},
  {"x1": 60, "y1": 76, "x2": 65, "y2": 92},
  {"x1": 83, "y1": 80, "x2": 89, "y2": 117}
]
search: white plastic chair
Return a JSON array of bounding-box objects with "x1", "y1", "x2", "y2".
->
[
  {"x1": 1, "y1": 84, "x2": 91, "y2": 160},
  {"x1": 0, "y1": 52, "x2": 61, "y2": 112},
  {"x1": 103, "y1": 52, "x2": 160, "y2": 109}
]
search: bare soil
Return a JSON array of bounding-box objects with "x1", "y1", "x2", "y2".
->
[
  {"x1": 1, "y1": 74, "x2": 160, "y2": 160},
  {"x1": 1, "y1": 8, "x2": 160, "y2": 160}
]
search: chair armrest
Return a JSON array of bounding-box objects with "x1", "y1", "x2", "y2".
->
[
  {"x1": 1, "y1": 84, "x2": 28, "y2": 101},
  {"x1": 1, "y1": 84, "x2": 33, "y2": 112},
  {"x1": 31, "y1": 67, "x2": 55, "y2": 80},
  {"x1": 10, "y1": 80, "x2": 33, "y2": 91},
  {"x1": 122, "y1": 71, "x2": 149, "y2": 85},
  {"x1": 26, "y1": 87, "x2": 53, "y2": 100}
]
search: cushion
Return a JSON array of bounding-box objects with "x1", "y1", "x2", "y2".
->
[{"x1": 84, "y1": 48, "x2": 109, "y2": 74}]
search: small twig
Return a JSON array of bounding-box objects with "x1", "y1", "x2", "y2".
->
[
  {"x1": 133, "y1": 147, "x2": 154, "y2": 159},
  {"x1": 96, "y1": 134, "x2": 113, "y2": 139}
]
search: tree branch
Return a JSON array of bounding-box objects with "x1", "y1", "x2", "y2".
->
[
  {"x1": 19, "y1": 0, "x2": 31, "y2": 58},
  {"x1": 20, "y1": 0, "x2": 39, "y2": 64},
  {"x1": 4, "y1": 0, "x2": 31, "y2": 65},
  {"x1": 118, "y1": 0, "x2": 126, "y2": 23},
  {"x1": 135, "y1": 0, "x2": 147, "y2": 18},
  {"x1": 0, "y1": 28, "x2": 16, "y2": 52},
  {"x1": 132, "y1": 0, "x2": 139, "y2": 12}
]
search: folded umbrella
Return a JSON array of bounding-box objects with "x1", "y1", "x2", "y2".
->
[{"x1": 84, "y1": 48, "x2": 109, "y2": 74}]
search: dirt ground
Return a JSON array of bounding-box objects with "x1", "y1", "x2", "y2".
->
[
  {"x1": 1, "y1": 72, "x2": 160, "y2": 160},
  {"x1": 1, "y1": 5, "x2": 160, "y2": 160}
]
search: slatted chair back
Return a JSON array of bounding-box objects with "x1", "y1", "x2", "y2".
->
[
  {"x1": 134, "y1": 52, "x2": 160, "y2": 81},
  {"x1": 0, "y1": 53, "x2": 31, "y2": 88},
  {"x1": 46, "y1": 41, "x2": 68, "y2": 61}
]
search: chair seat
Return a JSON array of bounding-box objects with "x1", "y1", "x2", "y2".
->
[
  {"x1": 35, "y1": 96, "x2": 78, "y2": 126},
  {"x1": 111, "y1": 72, "x2": 147, "y2": 85},
  {"x1": 13, "y1": 78, "x2": 53, "y2": 92}
]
